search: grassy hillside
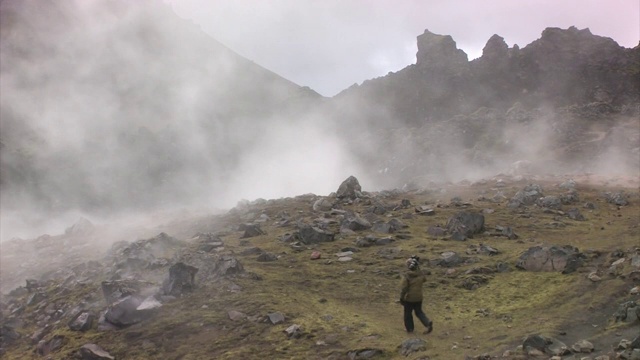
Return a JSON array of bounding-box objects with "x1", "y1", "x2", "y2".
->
[{"x1": 2, "y1": 175, "x2": 638, "y2": 359}]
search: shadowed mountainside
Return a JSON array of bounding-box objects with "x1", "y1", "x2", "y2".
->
[{"x1": 0, "y1": 0, "x2": 321, "y2": 214}]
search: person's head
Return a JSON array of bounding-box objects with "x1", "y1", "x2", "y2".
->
[{"x1": 406, "y1": 255, "x2": 420, "y2": 270}]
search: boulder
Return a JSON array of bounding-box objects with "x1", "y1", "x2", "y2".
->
[
  {"x1": 509, "y1": 184, "x2": 544, "y2": 208},
  {"x1": 214, "y1": 255, "x2": 244, "y2": 276},
  {"x1": 438, "y1": 251, "x2": 465, "y2": 267},
  {"x1": 614, "y1": 300, "x2": 639, "y2": 323},
  {"x1": 427, "y1": 225, "x2": 447, "y2": 238},
  {"x1": 36, "y1": 334, "x2": 66, "y2": 356},
  {"x1": 284, "y1": 324, "x2": 303, "y2": 338},
  {"x1": 341, "y1": 213, "x2": 372, "y2": 231},
  {"x1": 522, "y1": 334, "x2": 551, "y2": 354},
  {"x1": 192, "y1": 233, "x2": 224, "y2": 252},
  {"x1": 79, "y1": 343, "x2": 115, "y2": 360},
  {"x1": 537, "y1": 196, "x2": 562, "y2": 209},
  {"x1": 298, "y1": 225, "x2": 335, "y2": 244},
  {"x1": 268, "y1": 312, "x2": 285, "y2": 324},
  {"x1": 516, "y1": 245, "x2": 583, "y2": 273},
  {"x1": 446, "y1": 211, "x2": 485, "y2": 240},
  {"x1": 572, "y1": 339, "x2": 594, "y2": 353},
  {"x1": 347, "y1": 348, "x2": 384, "y2": 359},
  {"x1": 313, "y1": 198, "x2": 334, "y2": 212},
  {"x1": 560, "y1": 190, "x2": 580, "y2": 204},
  {"x1": 399, "y1": 338, "x2": 427, "y2": 356},
  {"x1": 605, "y1": 191, "x2": 629, "y2": 206},
  {"x1": 239, "y1": 223, "x2": 265, "y2": 238},
  {"x1": 256, "y1": 252, "x2": 278, "y2": 262},
  {"x1": 68, "y1": 310, "x2": 95, "y2": 332},
  {"x1": 0, "y1": 324, "x2": 20, "y2": 346},
  {"x1": 162, "y1": 262, "x2": 198, "y2": 296},
  {"x1": 104, "y1": 296, "x2": 149, "y2": 327},
  {"x1": 567, "y1": 208, "x2": 586, "y2": 221},
  {"x1": 228, "y1": 310, "x2": 246, "y2": 321},
  {"x1": 336, "y1": 176, "x2": 362, "y2": 200}
]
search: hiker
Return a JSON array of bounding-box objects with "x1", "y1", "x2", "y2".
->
[{"x1": 399, "y1": 255, "x2": 433, "y2": 334}]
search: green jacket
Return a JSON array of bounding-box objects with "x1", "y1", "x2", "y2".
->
[{"x1": 400, "y1": 269, "x2": 426, "y2": 302}]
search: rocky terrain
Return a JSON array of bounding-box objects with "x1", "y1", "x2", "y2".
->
[
  {"x1": 1, "y1": 174, "x2": 639, "y2": 359},
  {"x1": 1, "y1": 1, "x2": 639, "y2": 358}
]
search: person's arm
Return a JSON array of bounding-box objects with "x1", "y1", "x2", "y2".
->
[{"x1": 400, "y1": 275, "x2": 409, "y2": 302}]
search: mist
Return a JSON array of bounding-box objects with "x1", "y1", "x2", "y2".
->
[
  {"x1": 1, "y1": 0, "x2": 638, "y2": 243},
  {"x1": 0, "y1": 0, "x2": 375, "y2": 241}
]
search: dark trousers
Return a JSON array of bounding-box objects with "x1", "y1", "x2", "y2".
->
[{"x1": 402, "y1": 301, "x2": 431, "y2": 332}]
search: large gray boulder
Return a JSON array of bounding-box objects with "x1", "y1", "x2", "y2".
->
[
  {"x1": 508, "y1": 184, "x2": 544, "y2": 208},
  {"x1": 336, "y1": 176, "x2": 362, "y2": 200},
  {"x1": 162, "y1": 262, "x2": 198, "y2": 296},
  {"x1": 341, "y1": 213, "x2": 372, "y2": 232},
  {"x1": 399, "y1": 338, "x2": 427, "y2": 356},
  {"x1": 68, "y1": 310, "x2": 95, "y2": 332},
  {"x1": 312, "y1": 198, "x2": 334, "y2": 212},
  {"x1": 516, "y1": 245, "x2": 583, "y2": 273},
  {"x1": 239, "y1": 223, "x2": 265, "y2": 238},
  {"x1": 446, "y1": 211, "x2": 485, "y2": 240},
  {"x1": 298, "y1": 225, "x2": 335, "y2": 244},
  {"x1": 104, "y1": 295, "x2": 155, "y2": 327},
  {"x1": 522, "y1": 334, "x2": 570, "y2": 356}
]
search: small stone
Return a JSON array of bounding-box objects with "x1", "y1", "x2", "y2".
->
[
  {"x1": 228, "y1": 310, "x2": 245, "y2": 321},
  {"x1": 268, "y1": 312, "x2": 285, "y2": 324}
]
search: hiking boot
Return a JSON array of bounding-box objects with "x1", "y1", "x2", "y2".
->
[{"x1": 423, "y1": 321, "x2": 433, "y2": 334}]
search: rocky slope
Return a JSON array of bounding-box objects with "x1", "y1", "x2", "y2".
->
[{"x1": 1, "y1": 175, "x2": 639, "y2": 359}]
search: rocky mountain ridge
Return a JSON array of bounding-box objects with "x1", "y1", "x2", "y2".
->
[{"x1": 336, "y1": 26, "x2": 639, "y2": 124}]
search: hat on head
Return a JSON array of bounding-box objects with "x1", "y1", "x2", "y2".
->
[{"x1": 406, "y1": 256, "x2": 420, "y2": 270}]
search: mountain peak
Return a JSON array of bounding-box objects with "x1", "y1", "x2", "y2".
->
[{"x1": 415, "y1": 29, "x2": 468, "y2": 69}]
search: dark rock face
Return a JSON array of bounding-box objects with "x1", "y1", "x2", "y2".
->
[
  {"x1": 162, "y1": 262, "x2": 199, "y2": 296},
  {"x1": 516, "y1": 245, "x2": 584, "y2": 273},
  {"x1": 416, "y1": 29, "x2": 469, "y2": 71}
]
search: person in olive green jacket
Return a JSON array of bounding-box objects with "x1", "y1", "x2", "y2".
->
[{"x1": 400, "y1": 256, "x2": 433, "y2": 334}]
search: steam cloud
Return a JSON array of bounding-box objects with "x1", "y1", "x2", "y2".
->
[{"x1": 0, "y1": 0, "x2": 638, "y2": 242}]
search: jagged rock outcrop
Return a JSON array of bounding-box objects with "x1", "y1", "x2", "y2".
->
[{"x1": 416, "y1": 29, "x2": 469, "y2": 72}]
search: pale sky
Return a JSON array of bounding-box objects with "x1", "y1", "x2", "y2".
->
[{"x1": 165, "y1": 0, "x2": 639, "y2": 96}]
